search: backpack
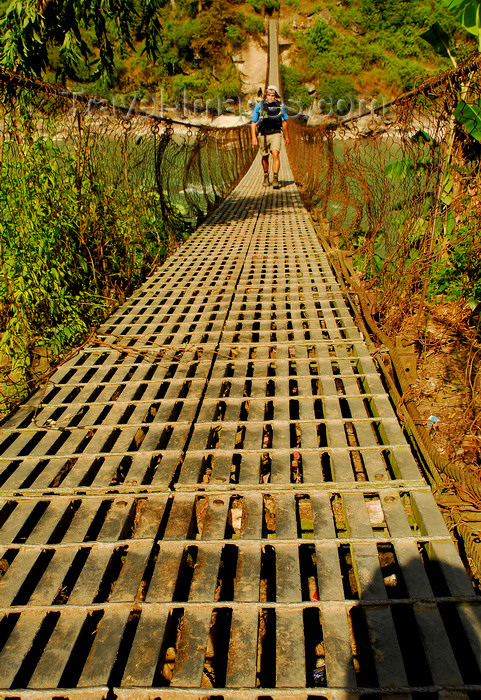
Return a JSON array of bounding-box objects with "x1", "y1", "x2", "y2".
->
[{"x1": 257, "y1": 99, "x2": 283, "y2": 135}]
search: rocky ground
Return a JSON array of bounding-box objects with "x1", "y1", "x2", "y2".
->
[
  {"x1": 394, "y1": 301, "x2": 481, "y2": 471},
  {"x1": 384, "y1": 299, "x2": 481, "y2": 583}
]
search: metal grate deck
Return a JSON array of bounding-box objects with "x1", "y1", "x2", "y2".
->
[{"x1": 0, "y1": 156, "x2": 480, "y2": 700}]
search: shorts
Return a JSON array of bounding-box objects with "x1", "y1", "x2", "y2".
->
[{"x1": 258, "y1": 132, "x2": 282, "y2": 155}]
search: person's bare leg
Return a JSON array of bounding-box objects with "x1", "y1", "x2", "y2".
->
[
  {"x1": 262, "y1": 154, "x2": 270, "y2": 185},
  {"x1": 272, "y1": 150, "x2": 280, "y2": 188},
  {"x1": 271, "y1": 150, "x2": 280, "y2": 174}
]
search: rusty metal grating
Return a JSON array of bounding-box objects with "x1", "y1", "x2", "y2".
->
[{"x1": 0, "y1": 156, "x2": 480, "y2": 699}]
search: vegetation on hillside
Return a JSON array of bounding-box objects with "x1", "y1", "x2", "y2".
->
[
  {"x1": 280, "y1": 0, "x2": 478, "y2": 102},
  {"x1": 0, "y1": 0, "x2": 265, "y2": 100}
]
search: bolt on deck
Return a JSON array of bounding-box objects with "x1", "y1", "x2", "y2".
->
[{"x1": 0, "y1": 156, "x2": 480, "y2": 699}]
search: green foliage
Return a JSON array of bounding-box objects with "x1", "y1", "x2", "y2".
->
[
  {"x1": 1, "y1": 141, "x2": 88, "y2": 379},
  {"x1": 360, "y1": 0, "x2": 442, "y2": 31},
  {"x1": 454, "y1": 99, "x2": 481, "y2": 141},
  {"x1": 421, "y1": 0, "x2": 481, "y2": 65},
  {"x1": 441, "y1": 0, "x2": 481, "y2": 47},
  {"x1": 280, "y1": 21, "x2": 293, "y2": 38},
  {"x1": 191, "y1": 0, "x2": 245, "y2": 61},
  {"x1": 352, "y1": 199, "x2": 481, "y2": 310},
  {"x1": 226, "y1": 24, "x2": 245, "y2": 47},
  {"x1": 393, "y1": 60, "x2": 425, "y2": 90},
  {"x1": 264, "y1": 0, "x2": 281, "y2": 10},
  {"x1": 247, "y1": 0, "x2": 280, "y2": 13},
  {"x1": 0, "y1": 0, "x2": 165, "y2": 82},
  {"x1": 148, "y1": 18, "x2": 201, "y2": 78},
  {"x1": 280, "y1": 64, "x2": 311, "y2": 110},
  {"x1": 0, "y1": 124, "x2": 169, "y2": 410},
  {"x1": 219, "y1": 64, "x2": 243, "y2": 97},
  {"x1": 243, "y1": 14, "x2": 265, "y2": 35},
  {"x1": 312, "y1": 35, "x2": 383, "y2": 78},
  {"x1": 170, "y1": 71, "x2": 211, "y2": 97},
  {"x1": 306, "y1": 18, "x2": 337, "y2": 53},
  {"x1": 421, "y1": 21, "x2": 454, "y2": 58},
  {"x1": 358, "y1": 0, "x2": 460, "y2": 56},
  {"x1": 317, "y1": 76, "x2": 357, "y2": 105},
  {"x1": 428, "y1": 214, "x2": 481, "y2": 306},
  {"x1": 0, "y1": 0, "x2": 256, "y2": 95},
  {"x1": 284, "y1": 0, "x2": 470, "y2": 100},
  {"x1": 1, "y1": 0, "x2": 476, "y2": 102}
]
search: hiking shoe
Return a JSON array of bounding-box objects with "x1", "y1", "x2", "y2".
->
[
  {"x1": 263, "y1": 173, "x2": 271, "y2": 187},
  {"x1": 273, "y1": 174, "x2": 280, "y2": 189}
]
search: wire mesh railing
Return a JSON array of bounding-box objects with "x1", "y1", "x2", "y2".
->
[
  {"x1": 0, "y1": 73, "x2": 257, "y2": 414},
  {"x1": 287, "y1": 54, "x2": 481, "y2": 332}
]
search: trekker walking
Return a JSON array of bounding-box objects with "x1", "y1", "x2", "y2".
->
[{"x1": 251, "y1": 85, "x2": 289, "y2": 190}]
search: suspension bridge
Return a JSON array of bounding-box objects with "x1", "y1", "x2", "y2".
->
[{"x1": 0, "y1": 20, "x2": 480, "y2": 700}]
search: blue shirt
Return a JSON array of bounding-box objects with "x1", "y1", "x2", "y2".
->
[{"x1": 251, "y1": 100, "x2": 289, "y2": 122}]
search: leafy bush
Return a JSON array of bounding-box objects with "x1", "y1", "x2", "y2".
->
[
  {"x1": 226, "y1": 24, "x2": 245, "y2": 47},
  {"x1": 306, "y1": 17, "x2": 337, "y2": 53},
  {"x1": 280, "y1": 21, "x2": 293, "y2": 38},
  {"x1": 261, "y1": 0, "x2": 280, "y2": 11},
  {"x1": 360, "y1": 0, "x2": 422, "y2": 31},
  {"x1": 216, "y1": 63, "x2": 244, "y2": 99},
  {"x1": 428, "y1": 214, "x2": 481, "y2": 308},
  {"x1": 316, "y1": 76, "x2": 357, "y2": 107},
  {"x1": 191, "y1": 0, "x2": 245, "y2": 60},
  {"x1": 243, "y1": 14, "x2": 265, "y2": 35},
  {"x1": 247, "y1": 0, "x2": 280, "y2": 12},
  {"x1": 385, "y1": 58, "x2": 425, "y2": 91},
  {"x1": 170, "y1": 71, "x2": 211, "y2": 97},
  {"x1": 281, "y1": 64, "x2": 311, "y2": 111},
  {"x1": 0, "y1": 126, "x2": 171, "y2": 410},
  {"x1": 333, "y1": 8, "x2": 354, "y2": 29}
]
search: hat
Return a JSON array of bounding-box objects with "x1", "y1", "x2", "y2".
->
[{"x1": 266, "y1": 85, "x2": 278, "y2": 93}]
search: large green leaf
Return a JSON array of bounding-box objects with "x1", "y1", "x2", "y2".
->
[
  {"x1": 440, "y1": 0, "x2": 481, "y2": 37},
  {"x1": 421, "y1": 21, "x2": 452, "y2": 57},
  {"x1": 454, "y1": 99, "x2": 481, "y2": 140},
  {"x1": 441, "y1": 172, "x2": 454, "y2": 205}
]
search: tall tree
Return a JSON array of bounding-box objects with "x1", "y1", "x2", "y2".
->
[{"x1": 0, "y1": 0, "x2": 165, "y2": 82}]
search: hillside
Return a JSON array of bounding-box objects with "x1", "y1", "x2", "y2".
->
[
  {"x1": 278, "y1": 0, "x2": 477, "y2": 108},
  {"x1": 1, "y1": 0, "x2": 477, "y2": 110}
]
